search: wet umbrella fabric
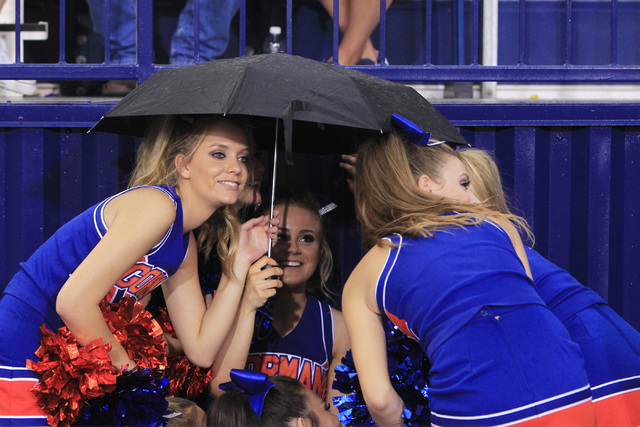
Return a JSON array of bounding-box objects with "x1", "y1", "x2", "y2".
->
[{"x1": 90, "y1": 53, "x2": 467, "y2": 153}]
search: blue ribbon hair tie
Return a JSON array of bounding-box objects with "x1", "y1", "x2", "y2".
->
[
  {"x1": 391, "y1": 113, "x2": 445, "y2": 147},
  {"x1": 219, "y1": 369, "x2": 275, "y2": 419}
]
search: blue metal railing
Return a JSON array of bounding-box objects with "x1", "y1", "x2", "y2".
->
[{"x1": 0, "y1": 0, "x2": 638, "y2": 85}]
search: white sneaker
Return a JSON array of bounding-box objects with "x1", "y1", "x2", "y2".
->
[{"x1": 0, "y1": 36, "x2": 37, "y2": 97}]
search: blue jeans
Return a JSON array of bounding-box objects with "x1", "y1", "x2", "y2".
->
[{"x1": 87, "y1": 0, "x2": 241, "y2": 64}]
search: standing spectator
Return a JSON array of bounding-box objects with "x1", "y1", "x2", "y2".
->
[
  {"x1": 85, "y1": 0, "x2": 241, "y2": 94},
  {"x1": 318, "y1": 0, "x2": 393, "y2": 65}
]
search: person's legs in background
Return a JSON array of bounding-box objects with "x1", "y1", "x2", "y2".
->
[
  {"x1": 318, "y1": 0, "x2": 393, "y2": 65},
  {"x1": 85, "y1": 0, "x2": 137, "y2": 95},
  {"x1": 86, "y1": 0, "x2": 137, "y2": 64},
  {"x1": 170, "y1": 0, "x2": 241, "y2": 64}
]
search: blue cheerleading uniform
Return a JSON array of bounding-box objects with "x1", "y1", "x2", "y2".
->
[
  {"x1": 245, "y1": 296, "x2": 334, "y2": 399},
  {"x1": 0, "y1": 185, "x2": 188, "y2": 426},
  {"x1": 526, "y1": 247, "x2": 640, "y2": 426},
  {"x1": 376, "y1": 221, "x2": 594, "y2": 426}
]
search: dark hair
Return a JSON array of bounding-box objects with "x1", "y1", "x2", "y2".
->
[
  {"x1": 207, "y1": 376, "x2": 319, "y2": 427},
  {"x1": 207, "y1": 390, "x2": 259, "y2": 427}
]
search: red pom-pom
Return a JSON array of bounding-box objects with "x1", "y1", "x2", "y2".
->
[
  {"x1": 26, "y1": 325, "x2": 116, "y2": 427},
  {"x1": 151, "y1": 306, "x2": 212, "y2": 398},
  {"x1": 28, "y1": 297, "x2": 168, "y2": 425},
  {"x1": 164, "y1": 355, "x2": 213, "y2": 398},
  {"x1": 151, "y1": 306, "x2": 175, "y2": 335},
  {"x1": 101, "y1": 297, "x2": 167, "y2": 372}
]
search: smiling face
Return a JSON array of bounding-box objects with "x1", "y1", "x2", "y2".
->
[
  {"x1": 177, "y1": 120, "x2": 251, "y2": 210},
  {"x1": 272, "y1": 203, "x2": 322, "y2": 290},
  {"x1": 423, "y1": 155, "x2": 481, "y2": 205}
]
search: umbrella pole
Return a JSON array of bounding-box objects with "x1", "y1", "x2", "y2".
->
[{"x1": 267, "y1": 118, "x2": 279, "y2": 258}]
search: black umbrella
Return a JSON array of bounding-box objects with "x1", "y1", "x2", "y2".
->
[
  {"x1": 90, "y1": 54, "x2": 467, "y2": 256},
  {"x1": 90, "y1": 53, "x2": 467, "y2": 155}
]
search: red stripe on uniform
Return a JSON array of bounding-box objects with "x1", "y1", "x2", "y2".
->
[
  {"x1": 386, "y1": 311, "x2": 419, "y2": 341},
  {"x1": 0, "y1": 378, "x2": 47, "y2": 417},
  {"x1": 508, "y1": 400, "x2": 595, "y2": 427},
  {"x1": 593, "y1": 388, "x2": 640, "y2": 427}
]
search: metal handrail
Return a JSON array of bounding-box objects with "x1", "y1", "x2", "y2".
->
[{"x1": 0, "y1": 0, "x2": 637, "y2": 85}]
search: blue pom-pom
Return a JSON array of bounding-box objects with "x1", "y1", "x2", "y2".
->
[
  {"x1": 253, "y1": 299, "x2": 274, "y2": 341},
  {"x1": 332, "y1": 319, "x2": 431, "y2": 426},
  {"x1": 79, "y1": 369, "x2": 169, "y2": 427}
]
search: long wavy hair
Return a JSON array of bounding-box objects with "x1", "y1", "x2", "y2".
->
[
  {"x1": 458, "y1": 148, "x2": 510, "y2": 214},
  {"x1": 354, "y1": 132, "x2": 531, "y2": 249},
  {"x1": 264, "y1": 188, "x2": 334, "y2": 301},
  {"x1": 458, "y1": 147, "x2": 534, "y2": 246},
  {"x1": 128, "y1": 114, "x2": 255, "y2": 278}
]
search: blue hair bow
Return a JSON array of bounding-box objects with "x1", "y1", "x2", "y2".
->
[
  {"x1": 391, "y1": 113, "x2": 445, "y2": 147},
  {"x1": 219, "y1": 369, "x2": 275, "y2": 419}
]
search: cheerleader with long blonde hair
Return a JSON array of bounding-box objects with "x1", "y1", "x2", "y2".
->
[
  {"x1": 0, "y1": 115, "x2": 277, "y2": 425},
  {"x1": 342, "y1": 115, "x2": 595, "y2": 426}
]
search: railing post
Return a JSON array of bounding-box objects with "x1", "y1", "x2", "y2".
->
[
  {"x1": 611, "y1": 0, "x2": 618, "y2": 66},
  {"x1": 137, "y1": 0, "x2": 154, "y2": 81},
  {"x1": 287, "y1": 0, "x2": 293, "y2": 54},
  {"x1": 482, "y1": 0, "x2": 498, "y2": 98},
  {"x1": 379, "y1": 0, "x2": 386, "y2": 65},
  {"x1": 332, "y1": 0, "x2": 339, "y2": 64}
]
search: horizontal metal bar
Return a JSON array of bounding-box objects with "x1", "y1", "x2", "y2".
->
[
  {"x1": 0, "y1": 64, "x2": 173, "y2": 81},
  {"x1": 0, "y1": 23, "x2": 48, "y2": 32},
  {"x1": 434, "y1": 101, "x2": 640, "y2": 126},
  {"x1": 355, "y1": 65, "x2": 640, "y2": 83},
  {"x1": 0, "y1": 100, "x2": 638, "y2": 129},
  {"x1": 0, "y1": 100, "x2": 116, "y2": 128},
  {"x1": 1, "y1": 63, "x2": 639, "y2": 83}
]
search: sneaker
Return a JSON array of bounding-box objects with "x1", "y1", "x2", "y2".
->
[
  {"x1": 101, "y1": 80, "x2": 137, "y2": 96},
  {"x1": 357, "y1": 58, "x2": 377, "y2": 66},
  {"x1": 357, "y1": 50, "x2": 390, "y2": 66},
  {"x1": 0, "y1": 79, "x2": 37, "y2": 96},
  {"x1": 0, "y1": 37, "x2": 37, "y2": 97}
]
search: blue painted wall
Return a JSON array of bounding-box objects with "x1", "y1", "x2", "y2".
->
[{"x1": 2, "y1": 116, "x2": 639, "y2": 331}]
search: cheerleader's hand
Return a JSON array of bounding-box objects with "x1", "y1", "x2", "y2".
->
[
  {"x1": 242, "y1": 256, "x2": 283, "y2": 311},
  {"x1": 237, "y1": 211, "x2": 280, "y2": 264},
  {"x1": 340, "y1": 154, "x2": 357, "y2": 193}
]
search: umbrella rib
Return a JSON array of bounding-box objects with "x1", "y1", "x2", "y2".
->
[{"x1": 223, "y1": 67, "x2": 250, "y2": 115}]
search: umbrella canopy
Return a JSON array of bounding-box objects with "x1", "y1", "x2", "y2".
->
[{"x1": 90, "y1": 53, "x2": 467, "y2": 153}]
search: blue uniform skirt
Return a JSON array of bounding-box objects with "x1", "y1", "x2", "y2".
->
[
  {"x1": 0, "y1": 295, "x2": 50, "y2": 426},
  {"x1": 564, "y1": 303, "x2": 640, "y2": 426},
  {"x1": 428, "y1": 304, "x2": 594, "y2": 427}
]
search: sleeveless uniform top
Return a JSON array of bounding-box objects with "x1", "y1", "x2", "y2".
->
[
  {"x1": 0, "y1": 185, "x2": 189, "y2": 426},
  {"x1": 2, "y1": 185, "x2": 189, "y2": 335},
  {"x1": 246, "y1": 296, "x2": 334, "y2": 399},
  {"x1": 375, "y1": 221, "x2": 594, "y2": 426},
  {"x1": 376, "y1": 220, "x2": 544, "y2": 355}
]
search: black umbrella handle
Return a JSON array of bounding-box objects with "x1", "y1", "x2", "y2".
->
[{"x1": 261, "y1": 264, "x2": 279, "y2": 281}]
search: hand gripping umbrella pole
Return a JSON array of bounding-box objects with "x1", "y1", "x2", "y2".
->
[
  {"x1": 266, "y1": 100, "x2": 303, "y2": 258},
  {"x1": 266, "y1": 117, "x2": 279, "y2": 259}
]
